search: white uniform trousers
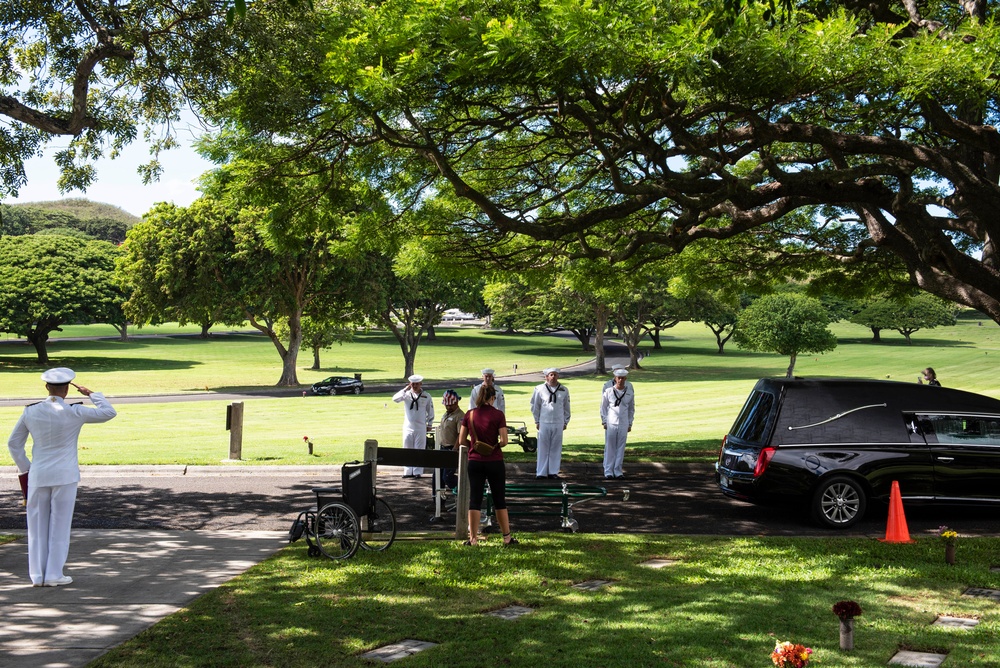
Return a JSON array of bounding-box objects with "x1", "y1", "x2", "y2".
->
[
  {"x1": 535, "y1": 423, "x2": 564, "y2": 477},
  {"x1": 603, "y1": 424, "x2": 629, "y2": 477},
  {"x1": 401, "y1": 427, "x2": 426, "y2": 476},
  {"x1": 26, "y1": 482, "x2": 78, "y2": 585}
]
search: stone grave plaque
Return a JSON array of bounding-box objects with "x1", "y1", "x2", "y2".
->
[
  {"x1": 362, "y1": 639, "x2": 438, "y2": 663},
  {"x1": 640, "y1": 558, "x2": 678, "y2": 569},
  {"x1": 932, "y1": 615, "x2": 979, "y2": 630},
  {"x1": 572, "y1": 579, "x2": 613, "y2": 591},
  {"x1": 486, "y1": 605, "x2": 534, "y2": 620},
  {"x1": 962, "y1": 587, "x2": 1000, "y2": 602},
  {"x1": 888, "y1": 650, "x2": 948, "y2": 667}
]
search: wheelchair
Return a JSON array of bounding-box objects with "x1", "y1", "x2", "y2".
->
[{"x1": 289, "y1": 460, "x2": 396, "y2": 560}]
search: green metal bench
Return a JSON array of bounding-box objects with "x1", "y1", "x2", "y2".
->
[{"x1": 483, "y1": 482, "x2": 619, "y2": 533}]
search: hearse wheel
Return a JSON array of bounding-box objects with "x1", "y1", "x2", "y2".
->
[{"x1": 812, "y1": 475, "x2": 867, "y2": 529}]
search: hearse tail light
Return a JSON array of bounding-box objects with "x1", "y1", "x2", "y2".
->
[
  {"x1": 754, "y1": 447, "x2": 776, "y2": 478},
  {"x1": 718, "y1": 435, "x2": 727, "y2": 461}
]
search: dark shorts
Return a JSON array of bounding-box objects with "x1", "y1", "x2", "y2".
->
[{"x1": 468, "y1": 459, "x2": 506, "y2": 511}]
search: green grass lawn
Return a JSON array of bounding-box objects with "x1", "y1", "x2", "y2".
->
[
  {"x1": 2, "y1": 317, "x2": 999, "y2": 466},
  {"x1": 88, "y1": 534, "x2": 1000, "y2": 667}
]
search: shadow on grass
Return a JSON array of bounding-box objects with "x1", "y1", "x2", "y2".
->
[
  {"x1": 0, "y1": 356, "x2": 198, "y2": 373},
  {"x1": 835, "y1": 337, "x2": 974, "y2": 348}
]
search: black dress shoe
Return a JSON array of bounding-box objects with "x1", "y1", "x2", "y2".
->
[
  {"x1": 535, "y1": 475, "x2": 547, "y2": 480},
  {"x1": 548, "y1": 474, "x2": 560, "y2": 480},
  {"x1": 605, "y1": 475, "x2": 614, "y2": 480}
]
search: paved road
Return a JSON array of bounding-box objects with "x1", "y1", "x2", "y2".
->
[{"x1": 2, "y1": 464, "x2": 996, "y2": 538}]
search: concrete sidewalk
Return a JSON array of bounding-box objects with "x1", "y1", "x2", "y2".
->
[{"x1": 0, "y1": 529, "x2": 286, "y2": 668}]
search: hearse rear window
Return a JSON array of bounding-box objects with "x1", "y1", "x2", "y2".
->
[
  {"x1": 921, "y1": 415, "x2": 1000, "y2": 445},
  {"x1": 729, "y1": 389, "x2": 775, "y2": 445}
]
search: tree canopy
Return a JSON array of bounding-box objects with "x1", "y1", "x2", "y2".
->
[
  {"x1": 0, "y1": 234, "x2": 122, "y2": 363},
  {"x1": 301, "y1": 0, "x2": 1000, "y2": 323},
  {"x1": 734, "y1": 293, "x2": 837, "y2": 377}
]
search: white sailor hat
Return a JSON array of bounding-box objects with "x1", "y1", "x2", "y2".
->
[
  {"x1": 611, "y1": 363, "x2": 625, "y2": 370},
  {"x1": 543, "y1": 367, "x2": 560, "y2": 375},
  {"x1": 481, "y1": 368, "x2": 495, "y2": 375},
  {"x1": 41, "y1": 367, "x2": 75, "y2": 384},
  {"x1": 613, "y1": 368, "x2": 629, "y2": 377},
  {"x1": 408, "y1": 374, "x2": 424, "y2": 383}
]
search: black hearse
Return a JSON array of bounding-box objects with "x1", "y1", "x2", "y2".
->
[{"x1": 716, "y1": 378, "x2": 1000, "y2": 528}]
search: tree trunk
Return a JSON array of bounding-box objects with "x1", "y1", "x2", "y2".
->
[
  {"x1": 570, "y1": 328, "x2": 593, "y2": 352},
  {"x1": 785, "y1": 352, "x2": 797, "y2": 378},
  {"x1": 311, "y1": 346, "x2": 321, "y2": 370},
  {"x1": 871, "y1": 327, "x2": 881, "y2": 342},
  {"x1": 651, "y1": 327, "x2": 662, "y2": 349},
  {"x1": 110, "y1": 322, "x2": 128, "y2": 341},
  {"x1": 27, "y1": 331, "x2": 50, "y2": 365},
  {"x1": 427, "y1": 324, "x2": 436, "y2": 341},
  {"x1": 249, "y1": 311, "x2": 301, "y2": 386},
  {"x1": 594, "y1": 304, "x2": 609, "y2": 375},
  {"x1": 200, "y1": 322, "x2": 212, "y2": 339}
]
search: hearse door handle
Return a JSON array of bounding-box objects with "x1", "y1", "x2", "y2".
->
[{"x1": 936, "y1": 456, "x2": 955, "y2": 462}]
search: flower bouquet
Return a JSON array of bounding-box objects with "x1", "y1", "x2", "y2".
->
[
  {"x1": 939, "y1": 526, "x2": 958, "y2": 565},
  {"x1": 771, "y1": 640, "x2": 813, "y2": 667},
  {"x1": 833, "y1": 600, "x2": 862, "y2": 649}
]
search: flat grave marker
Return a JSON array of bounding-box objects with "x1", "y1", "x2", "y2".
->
[
  {"x1": 888, "y1": 650, "x2": 948, "y2": 667},
  {"x1": 640, "y1": 558, "x2": 679, "y2": 569},
  {"x1": 932, "y1": 615, "x2": 979, "y2": 630},
  {"x1": 486, "y1": 605, "x2": 534, "y2": 620},
  {"x1": 572, "y1": 579, "x2": 613, "y2": 591},
  {"x1": 362, "y1": 639, "x2": 438, "y2": 663},
  {"x1": 962, "y1": 587, "x2": 1000, "y2": 602}
]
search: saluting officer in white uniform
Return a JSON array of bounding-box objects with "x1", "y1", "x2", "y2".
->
[
  {"x1": 600, "y1": 368, "x2": 635, "y2": 479},
  {"x1": 392, "y1": 374, "x2": 434, "y2": 478},
  {"x1": 529, "y1": 367, "x2": 571, "y2": 479},
  {"x1": 7, "y1": 368, "x2": 117, "y2": 586},
  {"x1": 469, "y1": 368, "x2": 505, "y2": 414}
]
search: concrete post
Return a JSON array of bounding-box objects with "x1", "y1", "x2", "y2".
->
[
  {"x1": 364, "y1": 439, "x2": 378, "y2": 487},
  {"x1": 455, "y1": 445, "x2": 470, "y2": 539},
  {"x1": 228, "y1": 401, "x2": 244, "y2": 461}
]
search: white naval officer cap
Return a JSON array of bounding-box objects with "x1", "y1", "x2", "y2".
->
[
  {"x1": 481, "y1": 368, "x2": 495, "y2": 375},
  {"x1": 41, "y1": 367, "x2": 75, "y2": 384},
  {"x1": 611, "y1": 363, "x2": 625, "y2": 370},
  {"x1": 613, "y1": 368, "x2": 629, "y2": 377},
  {"x1": 408, "y1": 374, "x2": 424, "y2": 383},
  {"x1": 543, "y1": 367, "x2": 560, "y2": 375}
]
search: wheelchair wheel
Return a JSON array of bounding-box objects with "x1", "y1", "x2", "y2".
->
[
  {"x1": 360, "y1": 497, "x2": 397, "y2": 551},
  {"x1": 314, "y1": 502, "x2": 360, "y2": 560}
]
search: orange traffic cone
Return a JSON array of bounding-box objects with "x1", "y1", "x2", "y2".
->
[{"x1": 880, "y1": 480, "x2": 915, "y2": 543}]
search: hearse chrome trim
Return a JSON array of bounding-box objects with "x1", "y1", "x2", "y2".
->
[{"x1": 787, "y1": 404, "x2": 888, "y2": 431}]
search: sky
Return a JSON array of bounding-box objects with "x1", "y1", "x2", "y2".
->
[{"x1": 7, "y1": 118, "x2": 216, "y2": 218}]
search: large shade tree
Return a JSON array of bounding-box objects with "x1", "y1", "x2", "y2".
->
[
  {"x1": 735, "y1": 293, "x2": 838, "y2": 377},
  {"x1": 0, "y1": 234, "x2": 122, "y2": 363},
  {"x1": 311, "y1": 0, "x2": 1000, "y2": 325},
  {"x1": 0, "y1": 0, "x2": 256, "y2": 196}
]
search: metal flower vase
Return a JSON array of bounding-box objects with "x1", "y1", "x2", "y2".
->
[
  {"x1": 945, "y1": 544, "x2": 956, "y2": 566},
  {"x1": 839, "y1": 618, "x2": 855, "y2": 651}
]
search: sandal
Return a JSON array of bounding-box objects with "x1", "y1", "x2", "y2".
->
[
  {"x1": 502, "y1": 533, "x2": 519, "y2": 547},
  {"x1": 463, "y1": 539, "x2": 478, "y2": 546}
]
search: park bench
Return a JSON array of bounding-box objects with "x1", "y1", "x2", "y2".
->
[{"x1": 482, "y1": 482, "x2": 626, "y2": 533}]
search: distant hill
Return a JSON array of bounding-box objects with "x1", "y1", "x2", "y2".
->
[
  {"x1": 11, "y1": 198, "x2": 140, "y2": 225},
  {"x1": 0, "y1": 198, "x2": 139, "y2": 243}
]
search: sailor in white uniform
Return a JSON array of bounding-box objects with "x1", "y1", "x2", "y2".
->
[
  {"x1": 529, "y1": 368, "x2": 571, "y2": 479},
  {"x1": 469, "y1": 368, "x2": 505, "y2": 414},
  {"x1": 7, "y1": 367, "x2": 117, "y2": 586},
  {"x1": 602, "y1": 363, "x2": 633, "y2": 392},
  {"x1": 392, "y1": 374, "x2": 434, "y2": 478},
  {"x1": 600, "y1": 368, "x2": 635, "y2": 479}
]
